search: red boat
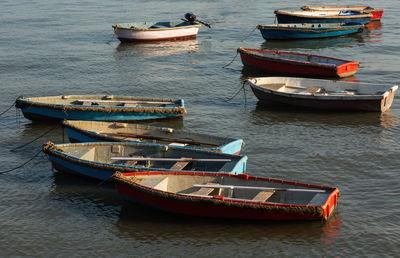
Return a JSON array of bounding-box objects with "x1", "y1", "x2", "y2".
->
[
  {"x1": 238, "y1": 47, "x2": 359, "y2": 78},
  {"x1": 301, "y1": 5, "x2": 384, "y2": 21},
  {"x1": 112, "y1": 171, "x2": 340, "y2": 221}
]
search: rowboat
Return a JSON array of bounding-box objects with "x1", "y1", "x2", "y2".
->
[
  {"x1": 42, "y1": 142, "x2": 247, "y2": 181},
  {"x1": 237, "y1": 48, "x2": 359, "y2": 78},
  {"x1": 246, "y1": 77, "x2": 398, "y2": 112},
  {"x1": 301, "y1": 6, "x2": 384, "y2": 21},
  {"x1": 112, "y1": 171, "x2": 340, "y2": 221},
  {"x1": 15, "y1": 95, "x2": 186, "y2": 122},
  {"x1": 274, "y1": 10, "x2": 372, "y2": 25},
  {"x1": 62, "y1": 120, "x2": 245, "y2": 155},
  {"x1": 257, "y1": 23, "x2": 364, "y2": 40}
]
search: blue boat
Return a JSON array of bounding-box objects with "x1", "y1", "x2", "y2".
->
[
  {"x1": 42, "y1": 141, "x2": 248, "y2": 181},
  {"x1": 274, "y1": 10, "x2": 372, "y2": 25},
  {"x1": 62, "y1": 120, "x2": 245, "y2": 155},
  {"x1": 15, "y1": 95, "x2": 186, "y2": 122},
  {"x1": 257, "y1": 23, "x2": 364, "y2": 40}
]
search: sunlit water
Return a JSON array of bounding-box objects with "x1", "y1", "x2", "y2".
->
[{"x1": 0, "y1": 0, "x2": 399, "y2": 256}]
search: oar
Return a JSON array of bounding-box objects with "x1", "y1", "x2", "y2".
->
[
  {"x1": 111, "y1": 157, "x2": 231, "y2": 162},
  {"x1": 103, "y1": 132, "x2": 220, "y2": 147},
  {"x1": 193, "y1": 184, "x2": 326, "y2": 192}
]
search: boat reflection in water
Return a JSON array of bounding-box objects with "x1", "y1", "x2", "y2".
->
[{"x1": 115, "y1": 39, "x2": 199, "y2": 58}]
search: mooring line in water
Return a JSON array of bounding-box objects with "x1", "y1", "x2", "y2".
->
[
  {"x1": 0, "y1": 101, "x2": 16, "y2": 117},
  {"x1": 10, "y1": 125, "x2": 59, "y2": 152},
  {"x1": 222, "y1": 51, "x2": 239, "y2": 68},
  {"x1": 0, "y1": 148, "x2": 43, "y2": 174},
  {"x1": 240, "y1": 25, "x2": 258, "y2": 42},
  {"x1": 225, "y1": 81, "x2": 246, "y2": 102}
]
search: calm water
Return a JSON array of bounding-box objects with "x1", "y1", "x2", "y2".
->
[{"x1": 1, "y1": 0, "x2": 399, "y2": 256}]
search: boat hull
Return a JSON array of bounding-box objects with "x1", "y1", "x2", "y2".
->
[
  {"x1": 15, "y1": 96, "x2": 186, "y2": 122},
  {"x1": 113, "y1": 172, "x2": 340, "y2": 221},
  {"x1": 114, "y1": 25, "x2": 201, "y2": 42},
  {"x1": 301, "y1": 6, "x2": 383, "y2": 21},
  {"x1": 257, "y1": 25, "x2": 363, "y2": 40},
  {"x1": 64, "y1": 123, "x2": 244, "y2": 155},
  {"x1": 275, "y1": 11, "x2": 371, "y2": 25},
  {"x1": 238, "y1": 48, "x2": 358, "y2": 78},
  {"x1": 249, "y1": 78, "x2": 397, "y2": 112},
  {"x1": 42, "y1": 142, "x2": 248, "y2": 180}
]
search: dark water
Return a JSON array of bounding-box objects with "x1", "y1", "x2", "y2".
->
[{"x1": 1, "y1": 0, "x2": 399, "y2": 256}]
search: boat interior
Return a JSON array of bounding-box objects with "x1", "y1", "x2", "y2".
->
[
  {"x1": 244, "y1": 48, "x2": 346, "y2": 66},
  {"x1": 251, "y1": 77, "x2": 392, "y2": 96},
  {"x1": 60, "y1": 143, "x2": 241, "y2": 172},
  {"x1": 65, "y1": 120, "x2": 236, "y2": 147},
  {"x1": 125, "y1": 174, "x2": 333, "y2": 206},
  {"x1": 118, "y1": 21, "x2": 197, "y2": 29}
]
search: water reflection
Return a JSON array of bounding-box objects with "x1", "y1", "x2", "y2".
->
[
  {"x1": 259, "y1": 34, "x2": 366, "y2": 51},
  {"x1": 114, "y1": 39, "x2": 199, "y2": 58},
  {"x1": 116, "y1": 201, "x2": 340, "y2": 243},
  {"x1": 249, "y1": 102, "x2": 398, "y2": 128},
  {"x1": 365, "y1": 21, "x2": 383, "y2": 31}
]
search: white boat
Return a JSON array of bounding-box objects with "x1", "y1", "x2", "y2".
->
[
  {"x1": 113, "y1": 20, "x2": 201, "y2": 42},
  {"x1": 246, "y1": 77, "x2": 398, "y2": 112}
]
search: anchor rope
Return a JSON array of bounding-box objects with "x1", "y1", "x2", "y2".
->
[
  {"x1": 222, "y1": 51, "x2": 239, "y2": 68},
  {"x1": 226, "y1": 81, "x2": 246, "y2": 102},
  {"x1": 10, "y1": 125, "x2": 60, "y2": 152},
  {"x1": 0, "y1": 148, "x2": 44, "y2": 174},
  {"x1": 0, "y1": 101, "x2": 16, "y2": 117}
]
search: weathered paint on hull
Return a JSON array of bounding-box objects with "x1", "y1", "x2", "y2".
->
[
  {"x1": 258, "y1": 26, "x2": 363, "y2": 40},
  {"x1": 19, "y1": 105, "x2": 184, "y2": 122},
  {"x1": 239, "y1": 51, "x2": 358, "y2": 78},
  {"x1": 250, "y1": 86, "x2": 396, "y2": 112}
]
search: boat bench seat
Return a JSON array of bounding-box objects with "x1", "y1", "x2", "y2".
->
[
  {"x1": 124, "y1": 156, "x2": 145, "y2": 166},
  {"x1": 252, "y1": 190, "x2": 275, "y2": 202},
  {"x1": 170, "y1": 158, "x2": 192, "y2": 170},
  {"x1": 190, "y1": 182, "x2": 220, "y2": 196},
  {"x1": 305, "y1": 86, "x2": 323, "y2": 93},
  {"x1": 264, "y1": 83, "x2": 286, "y2": 91}
]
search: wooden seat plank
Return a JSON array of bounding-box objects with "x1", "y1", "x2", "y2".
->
[{"x1": 252, "y1": 190, "x2": 275, "y2": 202}]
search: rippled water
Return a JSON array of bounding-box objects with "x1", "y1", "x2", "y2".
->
[{"x1": 0, "y1": 0, "x2": 399, "y2": 256}]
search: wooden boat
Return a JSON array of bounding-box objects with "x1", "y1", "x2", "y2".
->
[
  {"x1": 274, "y1": 10, "x2": 372, "y2": 25},
  {"x1": 62, "y1": 120, "x2": 245, "y2": 155},
  {"x1": 256, "y1": 23, "x2": 364, "y2": 40},
  {"x1": 15, "y1": 95, "x2": 186, "y2": 122},
  {"x1": 237, "y1": 48, "x2": 359, "y2": 78},
  {"x1": 112, "y1": 171, "x2": 340, "y2": 221},
  {"x1": 112, "y1": 21, "x2": 201, "y2": 42},
  {"x1": 42, "y1": 141, "x2": 248, "y2": 181},
  {"x1": 246, "y1": 77, "x2": 398, "y2": 112},
  {"x1": 301, "y1": 6, "x2": 384, "y2": 21}
]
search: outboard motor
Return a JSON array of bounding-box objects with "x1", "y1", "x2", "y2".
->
[{"x1": 184, "y1": 13, "x2": 197, "y2": 23}]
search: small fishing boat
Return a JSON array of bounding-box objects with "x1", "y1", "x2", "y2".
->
[
  {"x1": 237, "y1": 48, "x2": 359, "y2": 78},
  {"x1": 62, "y1": 120, "x2": 245, "y2": 155},
  {"x1": 246, "y1": 77, "x2": 398, "y2": 112},
  {"x1": 257, "y1": 23, "x2": 364, "y2": 40},
  {"x1": 274, "y1": 10, "x2": 372, "y2": 25},
  {"x1": 112, "y1": 171, "x2": 340, "y2": 221},
  {"x1": 42, "y1": 142, "x2": 247, "y2": 181},
  {"x1": 112, "y1": 13, "x2": 209, "y2": 42},
  {"x1": 301, "y1": 6, "x2": 384, "y2": 21},
  {"x1": 15, "y1": 95, "x2": 186, "y2": 122}
]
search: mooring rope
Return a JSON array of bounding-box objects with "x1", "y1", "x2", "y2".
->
[
  {"x1": 226, "y1": 81, "x2": 246, "y2": 102},
  {"x1": 0, "y1": 148, "x2": 43, "y2": 174},
  {"x1": 10, "y1": 125, "x2": 59, "y2": 152},
  {"x1": 222, "y1": 51, "x2": 239, "y2": 68},
  {"x1": 0, "y1": 101, "x2": 16, "y2": 117},
  {"x1": 240, "y1": 25, "x2": 258, "y2": 42}
]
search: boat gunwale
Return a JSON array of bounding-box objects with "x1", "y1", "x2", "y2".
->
[
  {"x1": 113, "y1": 23, "x2": 201, "y2": 31},
  {"x1": 256, "y1": 24, "x2": 364, "y2": 34}
]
